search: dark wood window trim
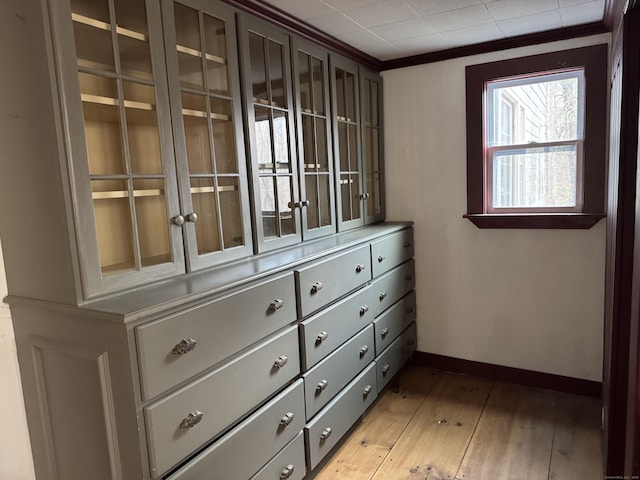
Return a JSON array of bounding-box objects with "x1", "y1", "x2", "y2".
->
[{"x1": 464, "y1": 44, "x2": 608, "y2": 229}]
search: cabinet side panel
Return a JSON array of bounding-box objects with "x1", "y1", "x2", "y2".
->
[{"x1": 0, "y1": 0, "x2": 80, "y2": 303}]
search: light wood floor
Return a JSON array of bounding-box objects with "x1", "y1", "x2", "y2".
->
[{"x1": 313, "y1": 364, "x2": 604, "y2": 480}]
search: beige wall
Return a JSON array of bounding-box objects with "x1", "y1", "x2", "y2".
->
[
  {"x1": 0, "y1": 239, "x2": 35, "y2": 479},
  {"x1": 382, "y1": 33, "x2": 610, "y2": 382}
]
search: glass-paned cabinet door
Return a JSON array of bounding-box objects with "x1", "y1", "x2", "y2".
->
[
  {"x1": 360, "y1": 68, "x2": 385, "y2": 224},
  {"x1": 161, "y1": 0, "x2": 253, "y2": 270},
  {"x1": 292, "y1": 38, "x2": 336, "y2": 241},
  {"x1": 239, "y1": 17, "x2": 301, "y2": 252},
  {"x1": 51, "y1": 0, "x2": 185, "y2": 297},
  {"x1": 330, "y1": 56, "x2": 364, "y2": 231}
]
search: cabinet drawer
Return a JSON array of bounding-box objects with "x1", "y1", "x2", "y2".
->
[
  {"x1": 371, "y1": 228, "x2": 414, "y2": 277},
  {"x1": 305, "y1": 363, "x2": 377, "y2": 470},
  {"x1": 250, "y1": 432, "x2": 306, "y2": 480},
  {"x1": 374, "y1": 291, "x2": 416, "y2": 355},
  {"x1": 303, "y1": 324, "x2": 375, "y2": 420},
  {"x1": 145, "y1": 325, "x2": 300, "y2": 478},
  {"x1": 137, "y1": 272, "x2": 296, "y2": 399},
  {"x1": 376, "y1": 322, "x2": 417, "y2": 393},
  {"x1": 167, "y1": 380, "x2": 304, "y2": 480},
  {"x1": 371, "y1": 260, "x2": 415, "y2": 316},
  {"x1": 300, "y1": 285, "x2": 377, "y2": 370},
  {"x1": 296, "y1": 244, "x2": 371, "y2": 317}
]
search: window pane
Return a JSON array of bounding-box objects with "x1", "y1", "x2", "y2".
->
[
  {"x1": 311, "y1": 57, "x2": 325, "y2": 115},
  {"x1": 298, "y1": 51, "x2": 311, "y2": 112},
  {"x1": 218, "y1": 177, "x2": 244, "y2": 248},
  {"x1": 268, "y1": 39, "x2": 285, "y2": 108},
  {"x1": 492, "y1": 144, "x2": 578, "y2": 209}
]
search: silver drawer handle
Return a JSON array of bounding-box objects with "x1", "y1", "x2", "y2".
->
[
  {"x1": 316, "y1": 379, "x2": 328, "y2": 392},
  {"x1": 379, "y1": 291, "x2": 387, "y2": 301},
  {"x1": 280, "y1": 464, "x2": 295, "y2": 479},
  {"x1": 355, "y1": 263, "x2": 366, "y2": 273},
  {"x1": 359, "y1": 345, "x2": 369, "y2": 358},
  {"x1": 382, "y1": 364, "x2": 391, "y2": 375},
  {"x1": 280, "y1": 412, "x2": 295, "y2": 426},
  {"x1": 311, "y1": 281, "x2": 323, "y2": 294},
  {"x1": 273, "y1": 355, "x2": 289, "y2": 369},
  {"x1": 404, "y1": 241, "x2": 411, "y2": 248},
  {"x1": 405, "y1": 274, "x2": 413, "y2": 281},
  {"x1": 172, "y1": 338, "x2": 197, "y2": 355},
  {"x1": 316, "y1": 331, "x2": 328, "y2": 343},
  {"x1": 320, "y1": 427, "x2": 332, "y2": 440},
  {"x1": 269, "y1": 298, "x2": 285, "y2": 311},
  {"x1": 378, "y1": 254, "x2": 386, "y2": 262},
  {"x1": 381, "y1": 328, "x2": 389, "y2": 339},
  {"x1": 363, "y1": 385, "x2": 373, "y2": 397},
  {"x1": 407, "y1": 338, "x2": 415, "y2": 346},
  {"x1": 406, "y1": 306, "x2": 414, "y2": 314},
  {"x1": 360, "y1": 305, "x2": 369, "y2": 316},
  {"x1": 179, "y1": 410, "x2": 204, "y2": 429}
]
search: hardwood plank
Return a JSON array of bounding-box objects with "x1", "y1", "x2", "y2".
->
[
  {"x1": 313, "y1": 366, "x2": 441, "y2": 480},
  {"x1": 549, "y1": 393, "x2": 604, "y2": 480},
  {"x1": 457, "y1": 382, "x2": 557, "y2": 480},
  {"x1": 370, "y1": 373, "x2": 493, "y2": 480}
]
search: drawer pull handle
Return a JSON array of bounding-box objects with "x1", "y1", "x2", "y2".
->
[
  {"x1": 382, "y1": 364, "x2": 391, "y2": 375},
  {"x1": 172, "y1": 338, "x2": 197, "y2": 355},
  {"x1": 359, "y1": 345, "x2": 369, "y2": 357},
  {"x1": 311, "y1": 281, "x2": 323, "y2": 294},
  {"x1": 407, "y1": 338, "x2": 415, "y2": 346},
  {"x1": 381, "y1": 328, "x2": 389, "y2": 339},
  {"x1": 378, "y1": 254, "x2": 386, "y2": 262},
  {"x1": 280, "y1": 412, "x2": 295, "y2": 426},
  {"x1": 360, "y1": 305, "x2": 369, "y2": 316},
  {"x1": 316, "y1": 331, "x2": 328, "y2": 343},
  {"x1": 355, "y1": 263, "x2": 366, "y2": 273},
  {"x1": 273, "y1": 355, "x2": 289, "y2": 369},
  {"x1": 316, "y1": 379, "x2": 328, "y2": 392},
  {"x1": 404, "y1": 242, "x2": 411, "y2": 248},
  {"x1": 179, "y1": 411, "x2": 204, "y2": 429},
  {"x1": 405, "y1": 274, "x2": 413, "y2": 281},
  {"x1": 321, "y1": 427, "x2": 333, "y2": 440},
  {"x1": 406, "y1": 307, "x2": 414, "y2": 314},
  {"x1": 363, "y1": 385, "x2": 373, "y2": 397},
  {"x1": 280, "y1": 464, "x2": 295, "y2": 479},
  {"x1": 269, "y1": 298, "x2": 285, "y2": 311},
  {"x1": 379, "y1": 291, "x2": 387, "y2": 301}
]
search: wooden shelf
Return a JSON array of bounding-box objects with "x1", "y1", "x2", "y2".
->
[
  {"x1": 81, "y1": 93, "x2": 154, "y2": 111},
  {"x1": 190, "y1": 185, "x2": 237, "y2": 194},
  {"x1": 339, "y1": 178, "x2": 355, "y2": 185},
  {"x1": 176, "y1": 44, "x2": 225, "y2": 65},
  {"x1": 181, "y1": 108, "x2": 230, "y2": 121},
  {"x1": 92, "y1": 189, "x2": 163, "y2": 200},
  {"x1": 72, "y1": 12, "x2": 147, "y2": 42}
]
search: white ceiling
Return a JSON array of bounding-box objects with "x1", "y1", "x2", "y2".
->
[{"x1": 263, "y1": 0, "x2": 607, "y2": 60}]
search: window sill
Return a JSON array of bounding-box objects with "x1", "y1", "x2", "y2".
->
[{"x1": 463, "y1": 213, "x2": 605, "y2": 229}]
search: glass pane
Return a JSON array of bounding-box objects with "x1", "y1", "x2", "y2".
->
[
  {"x1": 92, "y1": 179, "x2": 135, "y2": 275},
  {"x1": 338, "y1": 122, "x2": 349, "y2": 172},
  {"x1": 348, "y1": 124, "x2": 358, "y2": 171},
  {"x1": 352, "y1": 173, "x2": 361, "y2": 219},
  {"x1": 190, "y1": 177, "x2": 220, "y2": 254},
  {"x1": 364, "y1": 126, "x2": 372, "y2": 172},
  {"x1": 182, "y1": 93, "x2": 212, "y2": 174},
  {"x1": 211, "y1": 97, "x2": 237, "y2": 174},
  {"x1": 335, "y1": 68, "x2": 345, "y2": 118},
  {"x1": 316, "y1": 118, "x2": 328, "y2": 171},
  {"x1": 249, "y1": 33, "x2": 267, "y2": 103},
  {"x1": 273, "y1": 110, "x2": 290, "y2": 173},
  {"x1": 305, "y1": 174, "x2": 319, "y2": 230},
  {"x1": 488, "y1": 70, "x2": 584, "y2": 146},
  {"x1": 259, "y1": 176, "x2": 277, "y2": 238},
  {"x1": 312, "y1": 57, "x2": 325, "y2": 115},
  {"x1": 268, "y1": 39, "x2": 285, "y2": 108},
  {"x1": 133, "y1": 178, "x2": 171, "y2": 267},
  {"x1": 298, "y1": 51, "x2": 311, "y2": 112},
  {"x1": 177, "y1": 51, "x2": 204, "y2": 90},
  {"x1": 204, "y1": 15, "x2": 229, "y2": 95},
  {"x1": 118, "y1": 34, "x2": 153, "y2": 80},
  {"x1": 255, "y1": 106, "x2": 273, "y2": 172},
  {"x1": 277, "y1": 176, "x2": 295, "y2": 235},
  {"x1": 174, "y1": 4, "x2": 204, "y2": 91},
  {"x1": 71, "y1": 0, "x2": 110, "y2": 23},
  {"x1": 123, "y1": 82, "x2": 161, "y2": 174},
  {"x1": 114, "y1": 0, "x2": 148, "y2": 34},
  {"x1": 341, "y1": 175, "x2": 351, "y2": 221},
  {"x1": 73, "y1": 21, "x2": 115, "y2": 72},
  {"x1": 363, "y1": 78, "x2": 371, "y2": 125},
  {"x1": 372, "y1": 128, "x2": 380, "y2": 172},
  {"x1": 371, "y1": 81, "x2": 379, "y2": 127},
  {"x1": 346, "y1": 71, "x2": 356, "y2": 122},
  {"x1": 218, "y1": 177, "x2": 244, "y2": 248},
  {"x1": 369, "y1": 173, "x2": 382, "y2": 216},
  {"x1": 301, "y1": 114, "x2": 315, "y2": 171},
  {"x1": 492, "y1": 144, "x2": 578, "y2": 208},
  {"x1": 318, "y1": 174, "x2": 332, "y2": 227}
]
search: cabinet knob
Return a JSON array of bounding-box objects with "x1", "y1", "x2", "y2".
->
[
  {"x1": 381, "y1": 328, "x2": 389, "y2": 339},
  {"x1": 406, "y1": 306, "x2": 414, "y2": 314},
  {"x1": 355, "y1": 263, "x2": 366, "y2": 273},
  {"x1": 359, "y1": 305, "x2": 369, "y2": 316},
  {"x1": 179, "y1": 410, "x2": 204, "y2": 429},
  {"x1": 316, "y1": 379, "x2": 328, "y2": 392},
  {"x1": 378, "y1": 254, "x2": 386, "y2": 262},
  {"x1": 311, "y1": 281, "x2": 323, "y2": 294},
  {"x1": 359, "y1": 345, "x2": 369, "y2": 358},
  {"x1": 172, "y1": 338, "x2": 197, "y2": 355},
  {"x1": 359, "y1": 193, "x2": 370, "y2": 200},
  {"x1": 273, "y1": 355, "x2": 289, "y2": 369},
  {"x1": 171, "y1": 214, "x2": 185, "y2": 226},
  {"x1": 301, "y1": 200, "x2": 311, "y2": 207},
  {"x1": 404, "y1": 242, "x2": 411, "y2": 248},
  {"x1": 363, "y1": 385, "x2": 373, "y2": 397},
  {"x1": 316, "y1": 331, "x2": 329, "y2": 343},
  {"x1": 185, "y1": 212, "x2": 198, "y2": 223},
  {"x1": 382, "y1": 364, "x2": 391, "y2": 375},
  {"x1": 280, "y1": 464, "x2": 295, "y2": 479},
  {"x1": 320, "y1": 427, "x2": 333, "y2": 440},
  {"x1": 405, "y1": 274, "x2": 413, "y2": 281},
  {"x1": 280, "y1": 412, "x2": 295, "y2": 426},
  {"x1": 269, "y1": 298, "x2": 285, "y2": 311},
  {"x1": 379, "y1": 291, "x2": 387, "y2": 301},
  {"x1": 289, "y1": 200, "x2": 310, "y2": 209}
]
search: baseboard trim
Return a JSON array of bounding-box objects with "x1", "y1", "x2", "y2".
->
[{"x1": 413, "y1": 351, "x2": 601, "y2": 398}]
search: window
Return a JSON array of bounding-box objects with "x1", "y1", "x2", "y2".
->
[{"x1": 464, "y1": 44, "x2": 607, "y2": 228}]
